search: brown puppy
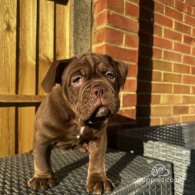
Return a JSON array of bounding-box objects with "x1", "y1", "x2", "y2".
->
[{"x1": 28, "y1": 53, "x2": 128, "y2": 194}]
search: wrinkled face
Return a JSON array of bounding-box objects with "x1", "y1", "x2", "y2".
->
[{"x1": 62, "y1": 54, "x2": 123, "y2": 123}]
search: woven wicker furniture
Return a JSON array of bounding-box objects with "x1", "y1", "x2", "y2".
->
[
  {"x1": 113, "y1": 122, "x2": 195, "y2": 195},
  {"x1": 0, "y1": 149, "x2": 173, "y2": 194}
]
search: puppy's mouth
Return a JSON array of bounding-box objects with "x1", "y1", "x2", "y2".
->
[{"x1": 87, "y1": 106, "x2": 112, "y2": 123}]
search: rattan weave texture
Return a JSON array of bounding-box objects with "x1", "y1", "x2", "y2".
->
[
  {"x1": 0, "y1": 149, "x2": 173, "y2": 195},
  {"x1": 114, "y1": 122, "x2": 195, "y2": 195}
]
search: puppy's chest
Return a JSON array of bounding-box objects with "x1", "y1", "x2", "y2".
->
[{"x1": 54, "y1": 125, "x2": 96, "y2": 149}]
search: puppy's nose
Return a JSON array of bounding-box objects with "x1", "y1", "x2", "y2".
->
[{"x1": 92, "y1": 86, "x2": 106, "y2": 97}]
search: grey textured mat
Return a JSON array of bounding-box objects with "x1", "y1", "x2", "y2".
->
[{"x1": 0, "y1": 149, "x2": 173, "y2": 194}]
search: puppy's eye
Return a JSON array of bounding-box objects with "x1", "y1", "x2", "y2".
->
[
  {"x1": 71, "y1": 75, "x2": 84, "y2": 87},
  {"x1": 106, "y1": 72, "x2": 115, "y2": 80}
]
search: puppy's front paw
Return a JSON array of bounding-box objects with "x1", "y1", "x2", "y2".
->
[
  {"x1": 28, "y1": 176, "x2": 56, "y2": 191},
  {"x1": 87, "y1": 175, "x2": 115, "y2": 195}
]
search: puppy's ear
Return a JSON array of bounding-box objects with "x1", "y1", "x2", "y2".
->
[
  {"x1": 115, "y1": 61, "x2": 128, "y2": 89},
  {"x1": 41, "y1": 58, "x2": 76, "y2": 93},
  {"x1": 101, "y1": 54, "x2": 128, "y2": 89}
]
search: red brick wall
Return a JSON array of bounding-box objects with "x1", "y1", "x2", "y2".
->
[{"x1": 93, "y1": 0, "x2": 195, "y2": 127}]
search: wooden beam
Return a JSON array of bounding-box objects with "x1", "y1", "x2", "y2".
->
[{"x1": 0, "y1": 95, "x2": 45, "y2": 103}]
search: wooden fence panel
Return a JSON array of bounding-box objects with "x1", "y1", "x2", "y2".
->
[
  {"x1": 56, "y1": 1, "x2": 70, "y2": 59},
  {"x1": 18, "y1": 0, "x2": 37, "y2": 153},
  {"x1": 0, "y1": 0, "x2": 70, "y2": 157},
  {"x1": 0, "y1": 0, "x2": 16, "y2": 156},
  {"x1": 38, "y1": 0, "x2": 54, "y2": 95}
]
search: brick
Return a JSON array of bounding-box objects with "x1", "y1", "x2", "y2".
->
[
  {"x1": 173, "y1": 63, "x2": 190, "y2": 74},
  {"x1": 164, "y1": 51, "x2": 182, "y2": 62},
  {"x1": 174, "y1": 21, "x2": 191, "y2": 34},
  {"x1": 192, "y1": 48, "x2": 195, "y2": 56},
  {"x1": 174, "y1": 43, "x2": 191, "y2": 54},
  {"x1": 160, "y1": 0, "x2": 174, "y2": 7},
  {"x1": 192, "y1": 67, "x2": 195, "y2": 74},
  {"x1": 160, "y1": 95, "x2": 182, "y2": 104},
  {"x1": 152, "y1": 83, "x2": 172, "y2": 93},
  {"x1": 175, "y1": 0, "x2": 192, "y2": 14},
  {"x1": 183, "y1": 75, "x2": 195, "y2": 85},
  {"x1": 95, "y1": 10, "x2": 107, "y2": 26},
  {"x1": 94, "y1": 0, "x2": 107, "y2": 15},
  {"x1": 130, "y1": 0, "x2": 139, "y2": 4},
  {"x1": 165, "y1": 6, "x2": 183, "y2": 21},
  {"x1": 127, "y1": 64, "x2": 138, "y2": 77},
  {"x1": 151, "y1": 106, "x2": 172, "y2": 117},
  {"x1": 193, "y1": 28, "x2": 195, "y2": 37},
  {"x1": 153, "y1": 60, "x2": 172, "y2": 71},
  {"x1": 137, "y1": 94, "x2": 161, "y2": 105},
  {"x1": 182, "y1": 116, "x2": 195, "y2": 123},
  {"x1": 95, "y1": 44, "x2": 138, "y2": 63},
  {"x1": 162, "y1": 116, "x2": 180, "y2": 125},
  {"x1": 124, "y1": 79, "x2": 137, "y2": 92},
  {"x1": 190, "y1": 106, "x2": 195, "y2": 114},
  {"x1": 154, "y1": 1, "x2": 164, "y2": 14},
  {"x1": 164, "y1": 29, "x2": 182, "y2": 42},
  {"x1": 107, "y1": 11, "x2": 139, "y2": 32},
  {"x1": 173, "y1": 84, "x2": 190, "y2": 94},
  {"x1": 186, "y1": 0, "x2": 195, "y2": 7},
  {"x1": 151, "y1": 95, "x2": 161, "y2": 104},
  {"x1": 150, "y1": 118, "x2": 161, "y2": 126},
  {"x1": 107, "y1": 0, "x2": 124, "y2": 13},
  {"x1": 94, "y1": 27, "x2": 123, "y2": 45},
  {"x1": 193, "y1": 7, "x2": 195, "y2": 15},
  {"x1": 118, "y1": 109, "x2": 136, "y2": 119},
  {"x1": 183, "y1": 96, "x2": 195, "y2": 104},
  {"x1": 125, "y1": 33, "x2": 139, "y2": 48},
  {"x1": 138, "y1": 69, "x2": 162, "y2": 82},
  {"x1": 153, "y1": 48, "x2": 162, "y2": 59},
  {"x1": 173, "y1": 106, "x2": 189, "y2": 114},
  {"x1": 125, "y1": 2, "x2": 139, "y2": 17},
  {"x1": 153, "y1": 71, "x2": 163, "y2": 82},
  {"x1": 136, "y1": 118, "x2": 160, "y2": 127},
  {"x1": 154, "y1": 25, "x2": 162, "y2": 36},
  {"x1": 192, "y1": 86, "x2": 195, "y2": 93},
  {"x1": 94, "y1": 0, "x2": 124, "y2": 15},
  {"x1": 95, "y1": 44, "x2": 107, "y2": 53},
  {"x1": 105, "y1": 44, "x2": 138, "y2": 63},
  {"x1": 163, "y1": 73, "x2": 182, "y2": 83},
  {"x1": 122, "y1": 94, "x2": 136, "y2": 107},
  {"x1": 184, "y1": 15, "x2": 195, "y2": 26},
  {"x1": 154, "y1": 13, "x2": 173, "y2": 28},
  {"x1": 153, "y1": 37, "x2": 172, "y2": 49},
  {"x1": 184, "y1": 35, "x2": 195, "y2": 45},
  {"x1": 183, "y1": 55, "x2": 195, "y2": 65}
]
